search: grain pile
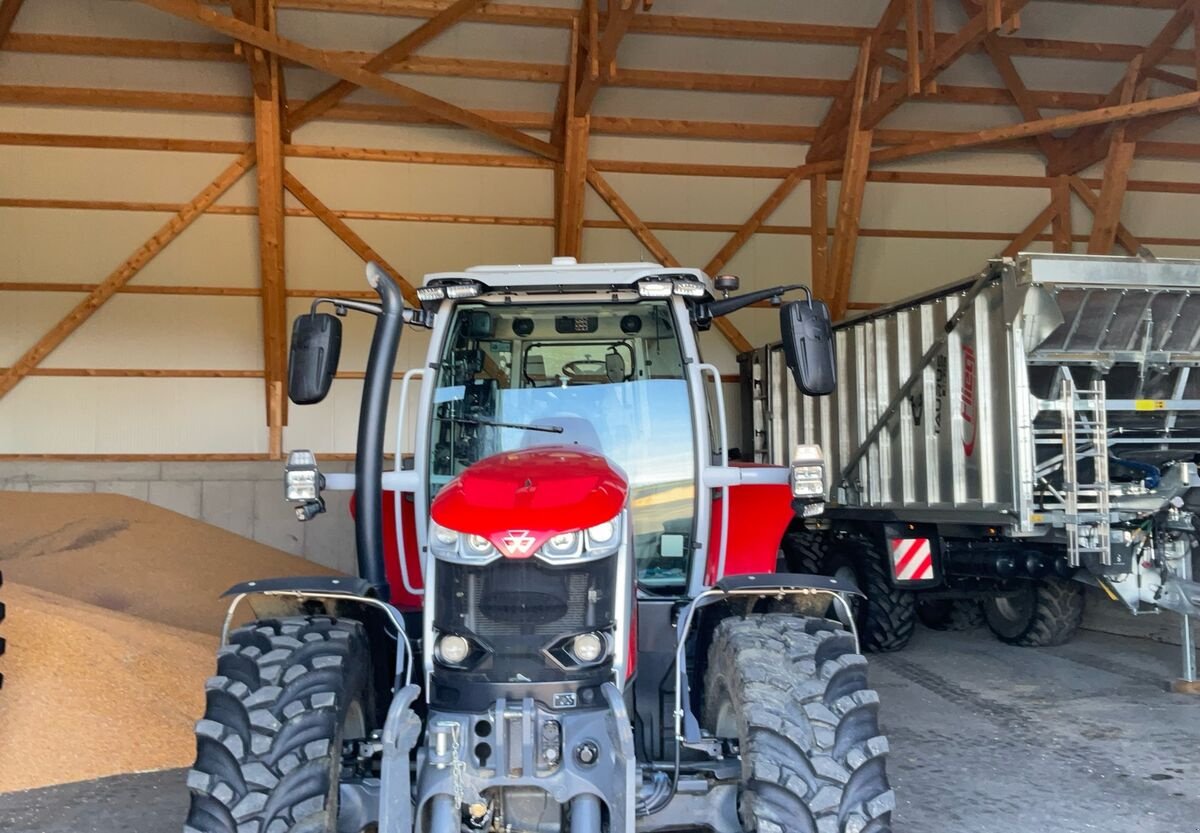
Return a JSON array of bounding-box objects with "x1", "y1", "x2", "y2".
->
[{"x1": 0, "y1": 492, "x2": 341, "y2": 792}]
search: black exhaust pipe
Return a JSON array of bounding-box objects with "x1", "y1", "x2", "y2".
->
[{"x1": 355, "y1": 263, "x2": 404, "y2": 599}]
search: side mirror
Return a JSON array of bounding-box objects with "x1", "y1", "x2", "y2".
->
[
  {"x1": 780, "y1": 300, "x2": 836, "y2": 396},
  {"x1": 288, "y1": 313, "x2": 342, "y2": 405}
]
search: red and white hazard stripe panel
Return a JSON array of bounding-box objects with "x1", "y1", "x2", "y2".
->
[{"x1": 890, "y1": 538, "x2": 934, "y2": 582}]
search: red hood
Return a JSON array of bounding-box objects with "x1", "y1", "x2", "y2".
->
[{"x1": 431, "y1": 446, "x2": 628, "y2": 558}]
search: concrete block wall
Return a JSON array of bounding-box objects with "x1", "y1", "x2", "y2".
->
[{"x1": 0, "y1": 460, "x2": 359, "y2": 575}]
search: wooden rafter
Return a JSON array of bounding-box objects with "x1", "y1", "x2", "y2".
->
[
  {"x1": 1051, "y1": 0, "x2": 1199, "y2": 175},
  {"x1": 3, "y1": 33, "x2": 1163, "y2": 113},
  {"x1": 586, "y1": 166, "x2": 753, "y2": 354},
  {"x1": 1051, "y1": 176, "x2": 1073, "y2": 252},
  {"x1": 245, "y1": 0, "x2": 288, "y2": 441},
  {"x1": 810, "y1": 174, "x2": 829, "y2": 295},
  {"x1": 287, "y1": 0, "x2": 490, "y2": 129},
  {"x1": 1069, "y1": 176, "x2": 1148, "y2": 254},
  {"x1": 134, "y1": 0, "x2": 559, "y2": 159},
  {"x1": 1087, "y1": 60, "x2": 1143, "y2": 253},
  {"x1": 553, "y1": 19, "x2": 588, "y2": 257},
  {"x1": 229, "y1": 0, "x2": 272, "y2": 99},
  {"x1": 282, "y1": 171, "x2": 421, "y2": 307},
  {"x1": 827, "y1": 41, "x2": 874, "y2": 320},
  {"x1": 974, "y1": 15, "x2": 1060, "y2": 164},
  {"x1": 0, "y1": 0, "x2": 26, "y2": 48},
  {"x1": 0, "y1": 151, "x2": 257, "y2": 401},
  {"x1": 1001, "y1": 199, "x2": 1059, "y2": 257},
  {"x1": 809, "y1": 0, "x2": 1030, "y2": 161},
  {"x1": 574, "y1": 0, "x2": 638, "y2": 117}
]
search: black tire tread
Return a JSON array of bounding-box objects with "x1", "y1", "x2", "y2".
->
[
  {"x1": 916, "y1": 599, "x2": 984, "y2": 632},
  {"x1": 823, "y1": 539, "x2": 915, "y2": 654},
  {"x1": 184, "y1": 616, "x2": 368, "y2": 833},
  {"x1": 781, "y1": 528, "x2": 828, "y2": 575},
  {"x1": 703, "y1": 614, "x2": 894, "y2": 833},
  {"x1": 986, "y1": 578, "x2": 1084, "y2": 647}
]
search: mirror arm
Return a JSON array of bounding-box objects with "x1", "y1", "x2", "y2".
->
[
  {"x1": 694, "y1": 283, "x2": 811, "y2": 323},
  {"x1": 311, "y1": 297, "x2": 382, "y2": 317},
  {"x1": 309, "y1": 297, "x2": 433, "y2": 329}
]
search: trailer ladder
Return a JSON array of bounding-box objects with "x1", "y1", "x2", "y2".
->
[{"x1": 1059, "y1": 378, "x2": 1112, "y2": 567}]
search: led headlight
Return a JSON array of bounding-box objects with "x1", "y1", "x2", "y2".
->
[
  {"x1": 464, "y1": 534, "x2": 496, "y2": 558},
  {"x1": 436, "y1": 634, "x2": 471, "y2": 665},
  {"x1": 445, "y1": 282, "x2": 482, "y2": 299},
  {"x1": 432, "y1": 523, "x2": 458, "y2": 547},
  {"x1": 636, "y1": 280, "x2": 673, "y2": 298},
  {"x1": 672, "y1": 280, "x2": 706, "y2": 297},
  {"x1": 416, "y1": 286, "x2": 445, "y2": 302},
  {"x1": 571, "y1": 632, "x2": 605, "y2": 664},
  {"x1": 790, "y1": 443, "x2": 826, "y2": 501},
  {"x1": 543, "y1": 531, "x2": 581, "y2": 558},
  {"x1": 586, "y1": 520, "x2": 615, "y2": 546}
]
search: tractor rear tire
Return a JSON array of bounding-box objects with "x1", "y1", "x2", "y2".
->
[
  {"x1": 983, "y1": 578, "x2": 1084, "y2": 647},
  {"x1": 780, "y1": 528, "x2": 828, "y2": 575},
  {"x1": 703, "y1": 614, "x2": 893, "y2": 833},
  {"x1": 821, "y1": 539, "x2": 916, "y2": 653},
  {"x1": 184, "y1": 616, "x2": 373, "y2": 833},
  {"x1": 916, "y1": 598, "x2": 984, "y2": 632}
]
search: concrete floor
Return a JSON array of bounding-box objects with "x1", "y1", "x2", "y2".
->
[{"x1": 2, "y1": 627, "x2": 1198, "y2": 833}]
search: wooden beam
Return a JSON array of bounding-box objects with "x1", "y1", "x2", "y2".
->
[
  {"x1": 976, "y1": 18, "x2": 1060, "y2": 164},
  {"x1": 556, "y1": 115, "x2": 590, "y2": 257},
  {"x1": 1000, "y1": 199, "x2": 1059, "y2": 257},
  {"x1": 229, "y1": 0, "x2": 272, "y2": 99},
  {"x1": 282, "y1": 170, "x2": 421, "y2": 306},
  {"x1": 134, "y1": 0, "x2": 559, "y2": 159},
  {"x1": 574, "y1": 0, "x2": 638, "y2": 117},
  {"x1": 1051, "y1": 0, "x2": 1199, "y2": 175},
  {"x1": 871, "y1": 87, "x2": 1200, "y2": 165},
  {"x1": 1087, "y1": 60, "x2": 1142, "y2": 253},
  {"x1": 249, "y1": 0, "x2": 288, "y2": 428},
  {"x1": 701, "y1": 166, "x2": 822, "y2": 278},
  {"x1": 827, "y1": 41, "x2": 874, "y2": 320},
  {"x1": 1051, "y1": 176, "x2": 1073, "y2": 252},
  {"x1": 585, "y1": 165, "x2": 752, "y2": 354},
  {"x1": 287, "y1": 0, "x2": 489, "y2": 128},
  {"x1": 905, "y1": 0, "x2": 921, "y2": 95},
  {"x1": 0, "y1": 151, "x2": 256, "y2": 401},
  {"x1": 808, "y1": 0, "x2": 905, "y2": 162},
  {"x1": 810, "y1": 174, "x2": 829, "y2": 297},
  {"x1": 0, "y1": 0, "x2": 26, "y2": 48},
  {"x1": 1069, "y1": 175, "x2": 1147, "y2": 254},
  {"x1": 0, "y1": 32, "x2": 1133, "y2": 112}
]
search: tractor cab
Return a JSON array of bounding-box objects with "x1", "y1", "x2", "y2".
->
[{"x1": 189, "y1": 259, "x2": 895, "y2": 833}]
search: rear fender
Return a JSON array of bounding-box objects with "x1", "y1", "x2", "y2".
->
[
  {"x1": 220, "y1": 575, "x2": 412, "y2": 689},
  {"x1": 672, "y1": 574, "x2": 862, "y2": 748}
]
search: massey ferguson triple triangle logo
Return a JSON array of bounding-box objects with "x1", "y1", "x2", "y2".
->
[{"x1": 501, "y1": 530, "x2": 537, "y2": 556}]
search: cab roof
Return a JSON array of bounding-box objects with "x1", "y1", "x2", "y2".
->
[{"x1": 423, "y1": 257, "x2": 714, "y2": 293}]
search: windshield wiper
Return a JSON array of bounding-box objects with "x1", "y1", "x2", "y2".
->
[{"x1": 444, "y1": 416, "x2": 564, "y2": 434}]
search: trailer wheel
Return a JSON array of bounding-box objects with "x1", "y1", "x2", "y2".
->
[
  {"x1": 916, "y1": 599, "x2": 984, "y2": 632},
  {"x1": 703, "y1": 614, "x2": 894, "y2": 833},
  {"x1": 184, "y1": 616, "x2": 373, "y2": 833},
  {"x1": 780, "y1": 527, "x2": 828, "y2": 574},
  {"x1": 822, "y1": 539, "x2": 915, "y2": 653},
  {"x1": 983, "y1": 578, "x2": 1084, "y2": 647}
]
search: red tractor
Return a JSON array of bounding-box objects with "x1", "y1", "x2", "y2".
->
[{"x1": 185, "y1": 260, "x2": 892, "y2": 833}]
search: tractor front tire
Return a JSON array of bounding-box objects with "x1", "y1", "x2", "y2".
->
[
  {"x1": 703, "y1": 614, "x2": 894, "y2": 833},
  {"x1": 822, "y1": 538, "x2": 915, "y2": 653},
  {"x1": 185, "y1": 616, "x2": 372, "y2": 833},
  {"x1": 916, "y1": 598, "x2": 984, "y2": 632},
  {"x1": 983, "y1": 577, "x2": 1084, "y2": 647}
]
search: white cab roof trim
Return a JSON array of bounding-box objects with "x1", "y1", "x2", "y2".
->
[{"x1": 423, "y1": 258, "x2": 713, "y2": 291}]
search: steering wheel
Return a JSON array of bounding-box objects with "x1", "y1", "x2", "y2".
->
[{"x1": 561, "y1": 360, "x2": 608, "y2": 381}]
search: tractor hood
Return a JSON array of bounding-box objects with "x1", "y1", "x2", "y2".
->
[{"x1": 430, "y1": 446, "x2": 629, "y2": 558}]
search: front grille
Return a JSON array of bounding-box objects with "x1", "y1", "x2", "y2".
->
[{"x1": 433, "y1": 555, "x2": 618, "y2": 682}]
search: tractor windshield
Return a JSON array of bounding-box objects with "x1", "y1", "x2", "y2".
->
[{"x1": 428, "y1": 300, "x2": 696, "y2": 590}]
